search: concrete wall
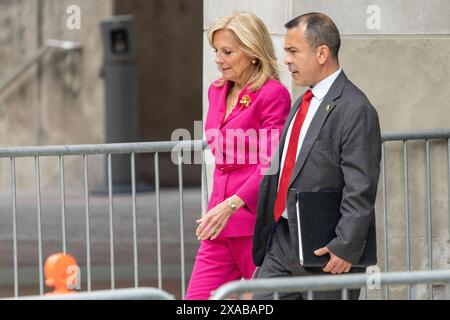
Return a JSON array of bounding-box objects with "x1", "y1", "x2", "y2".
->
[
  {"x1": 0, "y1": 0, "x2": 113, "y2": 191},
  {"x1": 0, "y1": 0, "x2": 38, "y2": 190},
  {"x1": 0, "y1": 0, "x2": 203, "y2": 190},
  {"x1": 203, "y1": 0, "x2": 450, "y2": 298},
  {"x1": 115, "y1": 0, "x2": 203, "y2": 187}
]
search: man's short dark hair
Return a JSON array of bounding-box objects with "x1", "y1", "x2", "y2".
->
[{"x1": 285, "y1": 12, "x2": 341, "y2": 59}]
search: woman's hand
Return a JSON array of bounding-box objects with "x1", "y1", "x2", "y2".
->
[{"x1": 196, "y1": 195, "x2": 245, "y2": 241}]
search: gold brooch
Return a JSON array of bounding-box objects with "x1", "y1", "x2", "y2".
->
[{"x1": 238, "y1": 95, "x2": 251, "y2": 111}]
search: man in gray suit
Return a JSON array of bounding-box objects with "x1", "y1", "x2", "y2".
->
[{"x1": 252, "y1": 12, "x2": 381, "y2": 300}]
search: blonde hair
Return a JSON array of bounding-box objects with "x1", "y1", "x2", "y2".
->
[{"x1": 207, "y1": 12, "x2": 280, "y2": 92}]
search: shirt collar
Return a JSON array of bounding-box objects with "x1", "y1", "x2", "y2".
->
[{"x1": 311, "y1": 68, "x2": 342, "y2": 101}]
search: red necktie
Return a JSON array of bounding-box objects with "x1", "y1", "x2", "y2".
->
[{"x1": 273, "y1": 89, "x2": 314, "y2": 222}]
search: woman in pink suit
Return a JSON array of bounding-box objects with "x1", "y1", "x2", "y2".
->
[{"x1": 185, "y1": 12, "x2": 291, "y2": 300}]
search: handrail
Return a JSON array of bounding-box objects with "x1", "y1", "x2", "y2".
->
[
  {"x1": 6, "y1": 287, "x2": 175, "y2": 300},
  {"x1": 0, "y1": 39, "x2": 82, "y2": 95},
  {"x1": 0, "y1": 140, "x2": 207, "y2": 158},
  {"x1": 0, "y1": 128, "x2": 448, "y2": 158},
  {"x1": 210, "y1": 269, "x2": 450, "y2": 300},
  {"x1": 382, "y1": 128, "x2": 450, "y2": 141}
]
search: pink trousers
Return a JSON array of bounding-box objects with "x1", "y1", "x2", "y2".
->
[{"x1": 185, "y1": 236, "x2": 256, "y2": 300}]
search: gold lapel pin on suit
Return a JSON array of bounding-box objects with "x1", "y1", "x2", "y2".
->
[
  {"x1": 325, "y1": 104, "x2": 331, "y2": 112},
  {"x1": 238, "y1": 95, "x2": 251, "y2": 111}
]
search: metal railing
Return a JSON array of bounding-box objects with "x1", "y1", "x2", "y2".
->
[
  {"x1": 210, "y1": 128, "x2": 450, "y2": 300},
  {"x1": 0, "y1": 39, "x2": 82, "y2": 96},
  {"x1": 7, "y1": 287, "x2": 174, "y2": 300},
  {"x1": 0, "y1": 140, "x2": 207, "y2": 298},
  {"x1": 379, "y1": 129, "x2": 450, "y2": 299},
  {"x1": 210, "y1": 269, "x2": 450, "y2": 300},
  {"x1": 0, "y1": 128, "x2": 449, "y2": 300}
]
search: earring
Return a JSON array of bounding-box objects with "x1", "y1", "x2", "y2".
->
[{"x1": 252, "y1": 59, "x2": 257, "y2": 65}]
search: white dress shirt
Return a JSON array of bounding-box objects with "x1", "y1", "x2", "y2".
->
[{"x1": 280, "y1": 68, "x2": 342, "y2": 219}]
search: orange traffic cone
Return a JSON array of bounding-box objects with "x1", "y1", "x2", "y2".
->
[{"x1": 44, "y1": 253, "x2": 80, "y2": 295}]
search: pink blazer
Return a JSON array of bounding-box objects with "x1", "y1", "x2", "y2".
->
[{"x1": 205, "y1": 79, "x2": 291, "y2": 237}]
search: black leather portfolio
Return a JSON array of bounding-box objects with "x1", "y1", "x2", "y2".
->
[{"x1": 296, "y1": 191, "x2": 375, "y2": 267}]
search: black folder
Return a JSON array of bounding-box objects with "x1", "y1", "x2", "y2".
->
[{"x1": 295, "y1": 191, "x2": 375, "y2": 268}]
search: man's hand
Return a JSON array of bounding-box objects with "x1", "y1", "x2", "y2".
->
[{"x1": 314, "y1": 247, "x2": 352, "y2": 274}]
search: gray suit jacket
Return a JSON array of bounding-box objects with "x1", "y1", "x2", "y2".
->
[{"x1": 252, "y1": 71, "x2": 381, "y2": 266}]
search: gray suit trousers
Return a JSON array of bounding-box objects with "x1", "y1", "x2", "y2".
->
[{"x1": 254, "y1": 218, "x2": 363, "y2": 300}]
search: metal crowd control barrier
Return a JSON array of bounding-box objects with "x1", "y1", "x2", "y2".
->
[
  {"x1": 0, "y1": 140, "x2": 207, "y2": 299},
  {"x1": 7, "y1": 287, "x2": 174, "y2": 300},
  {"x1": 210, "y1": 269, "x2": 450, "y2": 300},
  {"x1": 210, "y1": 128, "x2": 450, "y2": 301},
  {"x1": 380, "y1": 129, "x2": 450, "y2": 299},
  {"x1": 0, "y1": 128, "x2": 449, "y2": 299}
]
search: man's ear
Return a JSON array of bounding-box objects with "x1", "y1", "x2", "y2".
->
[{"x1": 317, "y1": 45, "x2": 330, "y2": 65}]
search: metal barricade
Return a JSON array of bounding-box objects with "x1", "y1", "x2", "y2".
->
[
  {"x1": 210, "y1": 269, "x2": 450, "y2": 300},
  {"x1": 379, "y1": 129, "x2": 450, "y2": 299},
  {"x1": 7, "y1": 287, "x2": 174, "y2": 300},
  {"x1": 0, "y1": 128, "x2": 449, "y2": 300},
  {"x1": 210, "y1": 128, "x2": 450, "y2": 301},
  {"x1": 0, "y1": 140, "x2": 207, "y2": 298}
]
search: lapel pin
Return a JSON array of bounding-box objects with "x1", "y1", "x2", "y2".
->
[
  {"x1": 238, "y1": 95, "x2": 252, "y2": 111},
  {"x1": 325, "y1": 104, "x2": 331, "y2": 112}
]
